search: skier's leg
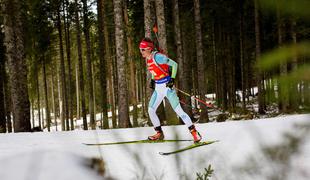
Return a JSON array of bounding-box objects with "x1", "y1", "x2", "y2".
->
[
  {"x1": 166, "y1": 88, "x2": 202, "y2": 142},
  {"x1": 148, "y1": 87, "x2": 165, "y2": 127},
  {"x1": 148, "y1": 85, "x2": 166, "y2": 140},
  {"x1": 166, "y1": 88, "x2": 193, "y2": 127}
]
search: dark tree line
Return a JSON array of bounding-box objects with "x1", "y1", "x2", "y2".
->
[{"x1": 0, "y1": 0, "x2": 309, "y2": 132}]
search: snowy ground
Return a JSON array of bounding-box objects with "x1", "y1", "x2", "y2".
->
[{"x1": 0, "y1": 114, "x2": 309, "y2": 180}]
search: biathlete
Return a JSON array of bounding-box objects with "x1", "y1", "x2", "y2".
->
[{"x1": 139, "y1": 38, "x2": 202, "y2": 143}]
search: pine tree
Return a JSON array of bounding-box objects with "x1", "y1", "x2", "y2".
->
[
  {"x1": 124, "y1": 0, "x2": 138, "y2": 127},
  {"x1": 82, "y1": 0, "x2": 95, "y2": 129},
  {"x1": 63, "y1": 0, "x2": 74, "y2": 130},
  {"x1": 0, "y1": 32, "x2": 6, "y2": 133},
  {"x1": 113, "y1": 0, "x2": 130, "y2": 128},
  {"x1": 194, "y1": 0, "x2": 209, "y2": 122},
  {"x1": 74, "y1": 0, "x2": 87, "y2": 130},
  {"x1": 254, "y1": 0, "x2": 266, "y2": 114},
  {"x1": 55, "y1": 0, "x2": 68, "y2": 130},
  {"x1": 97, "y1": 0, "x2": 109, "y2": 129},
  {"x1": 3, "y1": 0, "x2": 31, "y2": 132}
]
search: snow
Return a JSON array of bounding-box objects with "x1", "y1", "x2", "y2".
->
[{"x1": 0, "y1": 114, "x2": 309, "y2": 180}]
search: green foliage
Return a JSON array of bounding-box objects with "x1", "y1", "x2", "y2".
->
[
  {"x1": 257, "y1": 42, "x2": 310, "y2": 71},
  {"x1": 278, "y1": 64, "x2": 310, "y2": 82},
  {"x1": 25, "y1": 0, "x2": 54, "y2": 101},
  {"x1": 196, "y1": 164, "x2": 214, "y2": 180},
  {"x1": 257, "y1": 0, "x2": 310, "y2": 112},
  {"x1": 26, "y1": 0, "x2": 53, "y2": 54}
]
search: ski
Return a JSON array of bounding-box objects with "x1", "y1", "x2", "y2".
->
[
  {"x1": 83, "y1": 139, "x2": 193, "y2": 146},
  {"x1": 159, "y1": 140, "x2": 219, "y2": 155}
]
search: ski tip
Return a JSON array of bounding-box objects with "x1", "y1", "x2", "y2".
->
[
  {"x1": 192, "y1": 140, "x2": 219, "y2": 144},
  {"x1": 82, "y1": 143, "x2": 99, "y2": 146},
  {"x1": 159, "y1": 152, "x2": 168, "y2": 156}
]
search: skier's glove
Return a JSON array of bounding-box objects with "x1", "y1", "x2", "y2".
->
[
  {"x1": 166, "y1": 78, "x2": 175, "y2": 88},
  {"x1": 150, "y1": 79, "x2": 155, "y2": 89}
]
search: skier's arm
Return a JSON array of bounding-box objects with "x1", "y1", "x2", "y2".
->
[
  {"x1": 155, "y1": 53, "x2": 178, "y2": 78},
  {"x1": 166, "y1": 59, "x2": 177, "y2": 79}
]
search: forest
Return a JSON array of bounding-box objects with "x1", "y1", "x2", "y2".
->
[{"x1": 0, "y1": 0, "x2": 309, "y2": 133}]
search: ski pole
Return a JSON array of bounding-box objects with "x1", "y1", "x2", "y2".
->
[
  {"x1": 179, "y1": 99, "x2": 198, "y2": 110},
  {"x1": 174, "y1": 87, "x2": 214, "y2": 108}
]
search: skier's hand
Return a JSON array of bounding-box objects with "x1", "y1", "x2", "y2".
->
[
  {"x1": 150, "y1": 79, "x2": 155, "y2": 89},
  {"x1": 166, "y1": 78, "x2": 175, "y2": 88}
]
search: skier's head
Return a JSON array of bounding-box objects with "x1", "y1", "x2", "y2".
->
[
  {"x1": 139, "y1": 38, "x2": 154, "y2": 51},
  {"x1": 139, "y1": 38, "x2": 154, "y2": 58}
]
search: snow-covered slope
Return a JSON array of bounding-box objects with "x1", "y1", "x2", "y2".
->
[{"x1": 0, "y1": 114, "x2": 309, "y2": 180}]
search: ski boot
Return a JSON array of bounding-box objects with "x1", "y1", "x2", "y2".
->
[
  {"x1": 189, "y1": 125, "x2": 202, "y2": 143},
  {"x1": 148, "y1": 126, "x2": 164, "y2": 140}
]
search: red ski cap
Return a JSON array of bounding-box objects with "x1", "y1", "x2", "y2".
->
[{"x1": 139, "y1": 40, "x2": 154, "y2": 50}]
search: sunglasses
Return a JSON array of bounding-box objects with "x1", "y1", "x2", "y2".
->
[{"x1": 140, "y1": 48, "x2": 146, "y2": 52}]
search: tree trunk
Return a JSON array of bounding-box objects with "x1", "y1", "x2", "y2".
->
[
  {"x1": 3, "y1": 61, "x2": 12, "y2": 132},
  {"x1": 108, "y1": 70, "x2": 116, "y2": 128},
  {"x1": 113, "y1": 0, "x2": 130, "y2": 128},
  {"x1": 143, "y1": 0, "x2": 152, "y2": 38},
  {"x1": 226, "y1": 35, "x2": 235, "y2": 113},
  {"x1": 82, "y1": 0, "x2": 95, "y2": 129},
  {"x1": 0, "y1": 31, "x2": 6, "y2": 132},
  {"x1": 57, "y1": 67, "x2": 62, "y2": 129},
  {"x1": 74, "y1": 0, "x2": 87, "y2": 130},
  {"x1": 97, "y1": 0, "x2": 109, "y2": 129},
  {"x1": 172, "y1": 0, "x2": 192, "y2": 118},
  {"x1": 239, "y1": 0, "x2": 246, "y2": 112},
  {"x1": 194, "y1": 0, "x2": 209, "y2": 122},
  {"x1": 35, "y1": 64, "x2": 41, "y2": 129},
  {"x1": 56, "y1": 5, "x2": 68, "y2": 131},
  {"x1": 181, "y1": 29, "x2": 194, "y2": 119},
  {"x1": 143, "y1": 0, "x2": 154, "y2": 123},
  {"x1": 41, "y1": 104, "x2": 45, "y2": 128},
  {"x1": 290, "y1": 18, "x2": 299, "y2": 110},
  {"x1": 216, "y1": 27, "x2": 223, "y2": 108},
  {"x1": 222, "y1": 34, "x2": 228, "y2": 111},
  {"x1": 76, "y1": 64, "x2": 80, "y2": 121},
  {"x1": 254, "y1": 0, "x2": 265, "y2": 114},
  {"x1": 277, "y1": 1, "x2": 288, "y2": 113},
  {"x1": 141, "y1": 61, "x2": 148, "y2": 120},
  {"x1": 103, "y1": 1, "x2": 115, "y2": 128},
  {"x1": 4, "y1": 73, "x2": 12, "y2": 133},
  {"x1": 124, "y1": 0, "x2": 138, "y2": 127},
  {"x1": 92, "y1": 64, "x2": 97, "y2": 127},
  {"x1": 3, "y1": 0, "x2": 31, "y2": 132},
  {"x1": 42, "y1": 56, "x2": 51, "y2": 131},
  {"x1": 0, "y1": 54, "x2": 5, "y2": 133},
  {"x1": 155, "y1": 0, "x2": 167, "y2": 51},
  {"x1": 51, "y1": 71, "x2": 58, "y2": 131},
  {"x1": 31, "y1": 99, "x2": 35, "y2": 128},
  {"x1": 63, "y1": 0, "x2": 74, "y2": 130},
  {"x1": 212, "y1": 23, "x2": 219, "y2": 108}
]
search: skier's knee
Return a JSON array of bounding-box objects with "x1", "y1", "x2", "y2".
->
[{"x1": 148, "y1": 107, "x2": 155, "y2": 115}]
